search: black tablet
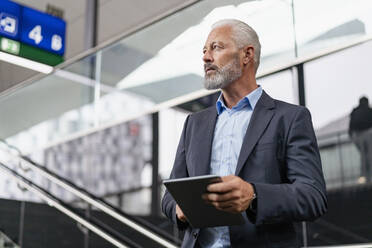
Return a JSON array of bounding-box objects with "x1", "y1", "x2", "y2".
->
[{"x1": 163, "y1": 175, "x2": 245, "y2": 228}]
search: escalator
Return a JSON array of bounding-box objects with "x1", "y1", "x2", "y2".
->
[
  {"x1": 0, "y1": 141, "x2": 181, "y2": 248},
  {"x1": 305, "y1": 131, "x2": 372, "y2": 246},
  {"x1": 0, "y1": 228, "x2": 18, "y2": 248}
]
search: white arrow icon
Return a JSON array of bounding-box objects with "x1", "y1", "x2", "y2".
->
[{"x1": 0, "y1": 15, "x2": 16, "y2": 34}]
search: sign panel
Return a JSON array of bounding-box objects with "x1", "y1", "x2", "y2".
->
[
  {"x1": 0, "y1": 35, "x2": 64, "y2": 66},
  {"x1": 0, "y1": 0, "x2": 21, "y2": 40},
  {"x1": 20, "y1": 6, "x2": 66, "y2": 55}
]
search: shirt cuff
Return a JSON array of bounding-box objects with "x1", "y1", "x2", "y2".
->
[{"x1": 246, "y1": 183, "x2": 258, "y2": 223}]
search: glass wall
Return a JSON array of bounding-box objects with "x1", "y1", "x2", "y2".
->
[
  {"x1": 2, "y1": 0, "x2": 372, "y2": 153},
  {"x1": 259, "y1": 69, "x2": 297, "y2": 104},
  {"x1": 304, "y1": 39, "x2": 372, "y2": 245},
  {"x1": 0, "y1": 0, "x2": 299, "y2": 152},
  {"x1": 294, "y1": 0, "x2": 372, "y2": 57}
]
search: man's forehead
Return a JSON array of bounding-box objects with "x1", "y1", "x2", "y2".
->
[{"x1": 204, "y1": 26, "x2": 233, "y2": 46}]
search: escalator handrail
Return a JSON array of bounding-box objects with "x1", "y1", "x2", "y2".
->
[
  {"x1": 0, "y1": 143, "x2": 180, "y2": 248},
  {"x1": 308, "y1": 244, "x2": 372, "y2": 248},
  {"x1": 0, "y1": 161, "x2": 131, "y2": 248}
]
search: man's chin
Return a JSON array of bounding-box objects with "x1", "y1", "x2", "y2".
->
[
  {"x1": 204, "y1": 80, "x2": 222, "y2": 90},
  {"x1": 204, "y1": 78, "x2": 233, "y2": 90}
]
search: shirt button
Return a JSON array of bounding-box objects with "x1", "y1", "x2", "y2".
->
[{"x1": 193, "y1": 232, "x2": 198, "y2": 239}]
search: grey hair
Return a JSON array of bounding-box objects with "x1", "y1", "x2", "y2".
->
[{"x1": 212, "y1": 19, "x2": 261, "y2": 73}]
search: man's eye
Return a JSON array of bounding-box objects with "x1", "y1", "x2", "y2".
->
[{"x1": 213, "y1": 44, "x2": 222, "y2": 50}]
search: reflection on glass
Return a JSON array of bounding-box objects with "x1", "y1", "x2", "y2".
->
[
  {"x1": 0, "y1": 74, "x2": 96, "y2": 153},
  {"x1": 294, "y1": 0, "x2": 372, "y2": 57},
  {"x1": 2, "y1": 0, "x2": 298, "y2": 154},
  {"x1": 103, "y1": 0, "x2": 295, "y2": 89},
  {"x1": 304, "y1": 39, "x2": 372, "y2": 245},
  {"x1": 305, "y1": 40, "x2": 372, "y2": 131}
]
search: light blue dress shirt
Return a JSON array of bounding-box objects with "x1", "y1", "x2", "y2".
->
[{"x1": 197, "y1": 86, "x2": 263, "y2": 248}]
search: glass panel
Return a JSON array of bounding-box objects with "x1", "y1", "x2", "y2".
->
[
  {"x1": 305, "y1": 40, "x2": 372, "y2": 130},
  {"x1": 62, "y1": 0, "x2": 294, "y2": 128},
  {"x1": 0, "y1": 199, "x2": 21, "y2": 248},
  {"x1": 0, "y1": 75, "x2": 96, "y2": 153},
  {"x1": 294, "y1": 0, "x2": 372, "y2": 57},
  {"x1": 40, "y1": 115, "x2": 152, "y2": 203},
  {"x1": 0, "y1": 0, "x2": 298, "y2": 153},
  {"x1": 98, "y1": 0, "x2": 295, "y2": 87},
  {"x1": 95, "y1": 0, "x2": 295, "y2": 125},
  {"x1": 304, "y1": 40, "x2": 372, "y2": 245},
  {"x1": 258, "y1": 69, "x2": 296, "y2": 104},
  {"x1": 159, "y1": 108, "x2": 189, "y2": 180},
  {"x1": 4, "y1": 0, "x2": 372, "y2": 156},
  {"x1": 21, "y1": 201, "x2": 85, "y2": 247}
]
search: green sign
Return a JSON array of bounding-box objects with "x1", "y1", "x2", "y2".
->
[
  {"x1": 20, "y1": 42, "x2": 63, "y2": 66},
  {"x1": 0, "y1": 36, "x2": 63, "y2": 66}
]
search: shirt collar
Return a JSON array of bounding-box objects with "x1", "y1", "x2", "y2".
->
[{"x1": 216, "y1": 86, "x2": 263, "y2": 115}]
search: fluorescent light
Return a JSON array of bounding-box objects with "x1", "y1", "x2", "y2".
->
[{"x1": 0, "y1": 51, "x2": 53, "y2": 74}]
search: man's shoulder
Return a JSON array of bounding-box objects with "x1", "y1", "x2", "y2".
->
[
  {"x1": 259, "y1": 90, "x2": 305, "y2": 114},
  {"x1": 273, "y1": 98, "x2": 304, "y2": 112},
  {"x1": 264, "y1": 93, "x2": 307, "y2": 118}
]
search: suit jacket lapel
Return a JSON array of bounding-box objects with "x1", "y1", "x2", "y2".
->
[
  {"x1": 235, "y1": 91, "x2": 275, "y2": 176},
  {"x1": 194, "y1": 107, "x2": 218, "y2": 176}
]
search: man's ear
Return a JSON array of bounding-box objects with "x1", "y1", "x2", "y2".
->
[{"x1": 243, "y1": 46, "x2": 254, "y2": 65}]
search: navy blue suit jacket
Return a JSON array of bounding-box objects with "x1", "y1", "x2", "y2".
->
[{"x1": 162, "y1": 91, "x2": 327, "y2": 247}]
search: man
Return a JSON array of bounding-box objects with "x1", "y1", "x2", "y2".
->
[
  {"x1": 349, "y1": 96, "x2": 372, "y2": 183},
  {"x1": 162, "y1": 19, "x2": 327, "y2": 247}
]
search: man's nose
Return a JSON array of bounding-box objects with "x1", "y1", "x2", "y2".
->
[{"x1": 203, "y1": 50, "x2": 213, "y2": 63}]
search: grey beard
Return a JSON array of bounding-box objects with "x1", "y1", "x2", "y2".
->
[{"x1": 204, "y1": 58, "x2": 242, "y2": 90}]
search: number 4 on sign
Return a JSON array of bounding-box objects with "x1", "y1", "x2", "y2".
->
[{"x1": 29, "y1": 25, "x2": 43, "y2": 44}]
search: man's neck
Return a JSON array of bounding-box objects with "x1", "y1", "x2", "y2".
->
[{"x1": 221, "y1": 78, "x2": 258, "y2": 109}]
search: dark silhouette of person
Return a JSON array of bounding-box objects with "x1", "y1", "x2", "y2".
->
[{"x1": 349, "y1": 96, "x2": 372, "y2": 183}]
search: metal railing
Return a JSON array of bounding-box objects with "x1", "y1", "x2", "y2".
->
[
  {"x1": 0, "y1": 161, "x2": 131, "y2": 248},
  {"x1": 0, "y1": 229, "x2": 19, "y2": 248},
  {"x1": 0, "y1": 140, "x2": 179, "y2": 248},
  {"x1": 315, "y1": 130, "x2": 367, "y2": 189},
  {"x1": 308, "y1": 243, "x2": 372, "y2": 248}
]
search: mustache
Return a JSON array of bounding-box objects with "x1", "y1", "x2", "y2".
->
[{"x1": 204, "y1": 63, "x2": 219, "y2": 72}]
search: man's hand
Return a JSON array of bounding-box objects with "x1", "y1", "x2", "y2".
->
[
  {"x1": 176, "y1": 204, "x2": 188, "y2": 222},
  {"x1": 202, "y1": 175, "x2": 255, "y2": 213}
]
